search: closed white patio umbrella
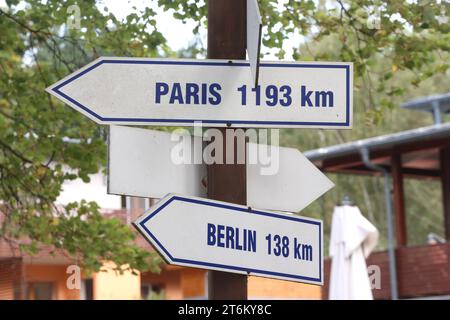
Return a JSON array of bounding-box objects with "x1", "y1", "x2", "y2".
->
[{"x1": 329, "y1": 201, "x2": 379, "y2": 300}]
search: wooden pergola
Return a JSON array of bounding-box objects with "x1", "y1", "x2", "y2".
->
[
  {"x1": 305, "y1": 94, "x2": 450, "y2": 298},
  {"x1": 306, "y1": 122, "x2": 450, "y2": 246}
]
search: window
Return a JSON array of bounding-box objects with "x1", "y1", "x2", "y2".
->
[
  {"x1": 80, "y1": 279, "x2": 93, "y2": 300},
  {"x1": 26, "y1": 282, "x2": 54, "y2": 300},
  {"x1": 124, "y1": 197, "x2": 152, "y2": 224},
  {"x1": 125, "y1": 197, "x2": 149, "y2": 210},
  {"x1": 141, "y1": 283, "x2": 164, "y2": 300}
]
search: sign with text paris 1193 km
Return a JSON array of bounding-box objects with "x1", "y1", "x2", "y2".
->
[
  {"x1": 134, "y1": 194, "x2": 323, "y2": 285},
  {"x1": 46, "y1": 57, "x2": 353, "y2": 129}
]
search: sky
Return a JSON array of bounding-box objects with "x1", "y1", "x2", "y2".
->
[
  {"x1": 0, "y1": 0, "x2": 301, "y2": 207},
  {"x1": 0, "y1": 0, "x2": 203, "y2": 51},
  {"x1": 2, "y1": 0, "x2": 446, "y2": 58},
  {"x1": 100, "y1": 0, "x2": 205, "y2": 53},
  {"x1": 0, "y1": 0, "x2": 301, "y2": 60},
  {"x1": 99, "y1": 0, "x2": 301, "y2": 60}
]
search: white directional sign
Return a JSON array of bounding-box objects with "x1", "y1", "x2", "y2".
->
[
  {"x1": 247, "y1": 0, "x2": 262, "y2": 86},
  {"x1": 108, "y1": 125, "x2": 334, "y2": 212},
  {"x1": 108, "y1": 125, "x2": 206, "y2": 199},
  {"x1": 247, "y1": 142, "x2": 334, "y2": 212},
  {"x1": 46, "y1": 57, "x2": 353, "y2": 129},
  {"x1": 134, "y1": 194, "x2": 323, "y2": 284}
]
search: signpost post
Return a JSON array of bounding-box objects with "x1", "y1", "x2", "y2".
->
[
  {"x1": 134, "y1": 194, "x2": 323, "y2": 285},
  {"x1": 207, "y1": 0, "x2": 248, "y2": 300}
]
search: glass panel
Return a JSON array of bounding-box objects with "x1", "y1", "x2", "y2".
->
[
  {"x1": 26, "y1": 282, "x2": 54, "y2": 300},
  {"x1": 80, "y1": 279, "x2": 93, "y2": 300}
]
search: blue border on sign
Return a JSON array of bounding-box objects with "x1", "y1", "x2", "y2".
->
[
  {"x1": 138, "y1": 195, "x2": 322, "y2": 284},
  {"x1": 52, "y1": 59, "x2": 350, "y2": 127}
]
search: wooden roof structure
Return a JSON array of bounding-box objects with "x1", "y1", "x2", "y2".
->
[{"x1": 305, "y1": 101, "x2": 450, "y2": 247}]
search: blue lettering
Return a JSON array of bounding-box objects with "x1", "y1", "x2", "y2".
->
[
  {"x1": 201, "y1": 83, "x2": 208, "y2": 104},
  {"x1": 207, "y1": 223, "x2": 216, "y2": 246},
  {"x1": 279, "y1": 85, "x2": 292, "y2": 107},
  {"x1": 226, "y1": 226, "x2": 235, "y2": 249},
  {"x1": 169, "y1": 83, "x2": 184, "y2": 104},
  {"x1": 155, "y1": 82, "x2": 169, "y2": 104},
  {"x1": 248, "y1": 230, "x2": 256, "y2": 252},
  {"x1": 217, "y1": 224, "x2": 225, "y2": 248},
  {"x1": 315, "y1": 90, "x2": 334, "y2": 107},
  {"x1": 236, "y1": 227, "x2": 243, "y2": 250},
  {"x1": 208, "y1": 83, "x2": 222, "y2": 105},
  {"x1": 301, "y1": 85, "x2": 313, "y2": 107},
  {"x1": 301, "y1": 86, "x2": 334, "y2": 107},
  {"x1": 205, "y1": 223, "x2": 256, "y2": 253},
  {"x1": 186, "y1": 83, "x2": 199, "y2": 104},
  {"x1": 294, "y1": 238, "x2": 301, "y2": 259},
  {"x1": 293, "y1": 237, "x2": 313, "y2": 261}
]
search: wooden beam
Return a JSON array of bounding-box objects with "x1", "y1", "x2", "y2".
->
[
  {"x1": 391, "y1": 154, "x2": 407, "y2": 247},
  {"x1": 440, "y1": 146, "x2": 450, "y2": 240},
  {"x1": 400, "y1": 168, "x2": 440, "y2": 179},
  {"x1": 326, "y1": 165, "x2": 441, "y2": 180},
  {"x1": 320, "y1": 137, "x2": 450, "y2": 171}
]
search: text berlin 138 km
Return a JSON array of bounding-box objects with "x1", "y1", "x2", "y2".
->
[{"x1": 206, "y1": 223, "x2": 313, "y2": 261}]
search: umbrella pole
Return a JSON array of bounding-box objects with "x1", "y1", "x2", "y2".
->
[{"x1": 361, "y1": 148, "x2": 399, "y2": 300}]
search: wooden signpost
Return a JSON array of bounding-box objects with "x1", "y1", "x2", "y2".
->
[{"x1": 47, "y1": 0, "x2": 353, "y2": 301}]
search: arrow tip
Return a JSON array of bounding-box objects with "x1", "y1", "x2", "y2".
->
[{"x1": 45, "y1": 86, "x2": 52, "y2": 94}]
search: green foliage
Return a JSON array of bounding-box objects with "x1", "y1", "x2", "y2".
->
[
  {"x1": 158, "y1": 0, "x2": 449, "y2": 119},
  {"x1": 0, "y1": 0, "x2": 169, "y2": 273},
  {"x1": 144, "y1": 289, "x2": 166, "y2": 300},
  {"x1": 157, "y1": 0, "x2": 450, "y2": 252},
  {"x1": 1, "y1": 0, "x2": 449, "y2": 270},
  {"x1": 280, "y1": 51, "x2": 450, "y2": 252}
]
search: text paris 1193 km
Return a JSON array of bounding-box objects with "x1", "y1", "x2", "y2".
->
[
  {"x1": 155, "y1": 82, "x2": 334, "y2": 108},
  {"x1": 46, "y1": 57, "x2": 353, "y2": 129}
]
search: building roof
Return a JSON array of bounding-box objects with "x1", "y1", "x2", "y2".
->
[
  {"x1": 304, "y1": 122, "x2": 450, "y2": 178},
  {"x1": 305, "y1": 122, "x2": 450, "y2": 162},
  {"x1": 401, "y1": 92, "x2": 450, "y2": 114}
]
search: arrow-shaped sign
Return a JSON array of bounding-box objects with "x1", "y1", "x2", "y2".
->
[
  {"x1": 46, "y1": 57, "x2": 353, "y2": 129},
  {"x1": 247, "y1": 142, "x2": 334, "y2": 212},
  {"x1": 134, "y1": 194, "x2": 323, "y2": 284},
  {"x1": 108, "y1": 125, "x2": 334, "y2": 212}
]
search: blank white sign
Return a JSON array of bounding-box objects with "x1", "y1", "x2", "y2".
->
[{"x1": 108, "y1": 126, "x2": 334, "y2": 212}]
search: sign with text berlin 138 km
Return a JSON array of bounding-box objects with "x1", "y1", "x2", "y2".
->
[
  {"x1": 134, "y1": 194, "x2": 323, "y2": 285},
  {"x1": 46, "y1": 57, "x2": 352, "y2": 129}
]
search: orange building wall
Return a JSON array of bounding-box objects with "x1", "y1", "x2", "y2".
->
[
  {"x1": 0, "y1": 275, "x2": 14, "y2": 300},
  {"x1": 0, "y1": 260, "x2": 15, "y2": 300},
  {"x1": 22, "y1": 263, "x2": 321, "y2": 300},
  {"x1": 143, "y1": 267, "x2": 322, "y2": 300},
  {"x1": 92, "y1": 263, "x2": 141, "y2": 300},
  {"x1": 25, "y1": 262, "x2": 141, "y2": 300},
  {"x1": 180, "y1": 268, "x2": 207, "y2": 298},
  {"x1": 248, "y1": 276, "x2": 321, "y2": 299},
  {"x1": 141, "y1": 267, "x2": 183, "y2": 300},
  {"x1": 25, "y1": 264, "x2": 80, "y2": 300}
]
